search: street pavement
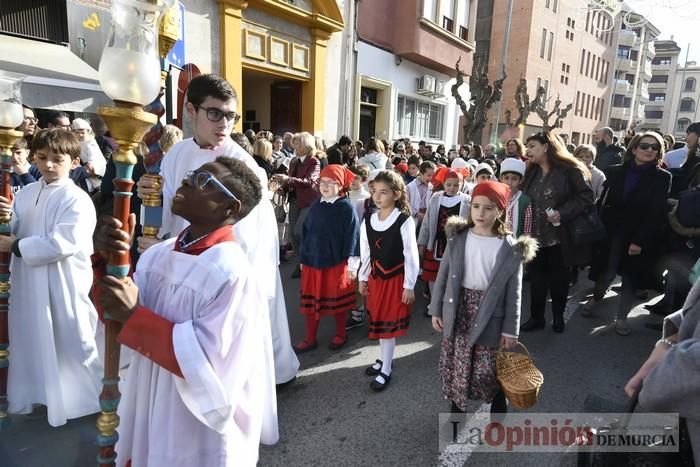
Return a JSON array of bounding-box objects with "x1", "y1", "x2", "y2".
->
[{"x1": 0, "y1": 259, "x2": 662, "y2": 466}]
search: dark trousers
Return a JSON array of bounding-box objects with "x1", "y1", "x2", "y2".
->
[
  {"x1": 287, "y1": 200, "x2": 309, "y2": 259},
  {"x1": 593, "y1": 236, "x2": 636, "y2": 320},
  {"x1": 529, "y1": 244, "x2": 570, "y2": 322}
]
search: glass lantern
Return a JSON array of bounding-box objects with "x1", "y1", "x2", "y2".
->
[
  {"x1": 0, "y1": 71, "x2": 24, "y2": 129},
  {"x1": 98, "y1": 0, "x2": 175, "y2": 106}
]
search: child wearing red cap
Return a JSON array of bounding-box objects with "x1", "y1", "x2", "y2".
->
[
  {"x1": 428, "y1": 181, "x2": 537, "y2": 417},
  {"x1": 295, "y1": 165, "x2": 361, "y2": 352},
  {"x1": 418, "y1": 169, "x2": 471, "y2": 316}
]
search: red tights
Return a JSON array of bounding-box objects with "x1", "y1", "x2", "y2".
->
[{"x1": 304, "y1": 314, "x2": 346, "y2": 345}]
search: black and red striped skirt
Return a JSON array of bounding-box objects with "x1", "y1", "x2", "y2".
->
[
  {"x1": 421, "y1": 249, "x2": 440, "y2": 282},
  {"x1": 300, "y1": 262, "x2": 355, "y2": 318},
  {"x1": 366, "y1": 273, "x2": 411, "y2": 339}
]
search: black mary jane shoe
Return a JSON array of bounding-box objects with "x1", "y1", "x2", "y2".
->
[
  {"x1": 370, "y1": 372, "x2": 392, "y2": 391},
  {"x1": 520, "y1": 318, "x2": 545, "y2": 332},
  {"x1": 365, "y1": 359, "x2": 383, "y2": 376},
  {"x1": 552, "y1": 316, "x2": 565, "y2": 333}
]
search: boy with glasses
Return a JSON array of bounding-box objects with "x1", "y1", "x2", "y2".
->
[{"x1": 136, "y1": 74, "x2": 299, "y2": 385}]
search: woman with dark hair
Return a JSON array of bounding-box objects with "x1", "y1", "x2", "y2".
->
[
  {"x1": 584, "y1": 132, "x2": 672, "y2": 336},
  {"x1": 505, "y1": 138, "x2": 525, "y2": 160},
  {"x1": 520, "y1": 132, "x2": 594, "y2": 333},
  {"x1": 357, "y1": 137, "x2": 388, "y2": 170}
]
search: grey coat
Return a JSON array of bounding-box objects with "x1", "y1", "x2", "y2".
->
[
  {"x1": 428, "y1": 217, "x2": 538, "y2": 348},
  {"x1": 417, "y1": 191, "x2": 470, "y2": 249},
  {"x1": 640, "y1": 278, "x2": 700, "y2": 466}
]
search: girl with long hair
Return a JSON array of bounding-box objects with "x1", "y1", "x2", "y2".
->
[{"x1": 358, "y1": 171, "x2": 419, "y2": 391}]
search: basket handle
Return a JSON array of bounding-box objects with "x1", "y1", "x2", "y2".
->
[{"x1": 498, "y1": 341, "x2": 531, "y2": 358}]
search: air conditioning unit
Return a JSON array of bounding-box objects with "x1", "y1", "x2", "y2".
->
[
  {"x1": 433, "y1": 80, "x2": 447, "y2": 98},
  {"x1": 417, "y1": 74, "x2": 436, "y2": 95}
]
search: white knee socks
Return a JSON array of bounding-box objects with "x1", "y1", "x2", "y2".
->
[{"x1": 376, "y1": 338, "x2": 395, "y2": 383}]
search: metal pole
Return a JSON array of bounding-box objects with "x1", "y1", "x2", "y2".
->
[
  {"x1": 626, "y1": 25, "x2": 645, "y2": 130},
  {"x1": 672, "y1": 44, "x2": 691, "y2": 136},
  {"x1": 489, "y1": 0, "x2": 514, "y2": 144},
  {"x1": 606, "y1": 13, "x2": 623, "y2": 125}
]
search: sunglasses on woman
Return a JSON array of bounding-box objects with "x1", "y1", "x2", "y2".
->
[
  {"x1": 638, "y1": 142, "x2": 661, "y2": 151},
  {"x1": 183, "y1": 170, "x2": 240, "y2": 202}
]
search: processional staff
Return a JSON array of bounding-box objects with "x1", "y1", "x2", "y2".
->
[
  {"x1": 94, "y1": 1, "x2": 174, "y2": 465},
  {"x1": 0, "y1": 72, "x2": 24, "y2": 429}
]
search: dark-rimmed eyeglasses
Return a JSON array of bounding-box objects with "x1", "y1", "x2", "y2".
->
[
  {"x1": 183, "y1": 170, "x2": 240, "y2": 203},
  {"x1": 196, "y1": 105, "x2": 241, "y2": 125},
  {"x1": 23, "y1": 116, "x2": 38, "y2": 123},
  {"x1": 638, "y1": 142, "x2": 661, "y2": 151}
]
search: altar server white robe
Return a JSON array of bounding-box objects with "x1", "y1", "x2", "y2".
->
[
  {"x1": 8, "y1": 177, "x2": 102, "y2": 427},
  {"x1": 115, "y1": 239, "x2": 278, "y2": 467},
  {"x1": 159, "y1": 138, "x2": 299, "y2": 383}
]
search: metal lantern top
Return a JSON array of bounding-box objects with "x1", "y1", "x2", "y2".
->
[
  {"x1": 98, "y1": 0, "x2": 175, "y2": 106},
  {"x1": 0, "y1": 71, "x2": 24, "y2": 129},
  {"x1": 159, "y1": 3, "x2": 181, "y2": 59}
]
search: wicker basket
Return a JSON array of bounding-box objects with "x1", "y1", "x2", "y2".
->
[{"x1": 496, "y1": 342, "x2": 544, "y2": 409}]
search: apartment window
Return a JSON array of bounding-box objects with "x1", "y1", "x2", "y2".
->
[
  {"x1": 595, "y1": 56, "x2": 601, "y2": 80},
  {"x1": 645, "y1": 110, "x2": 663, "y2": 119},
  {"x1": 544, "y1": 80, "x2": 549, "y2": 100},
  {"x1": 652, "y1": 56, "x2": 672, "y2": 65},
  {"x1": 685, "y1": 78, "x2": 696, "y2": 92},
  {"x1": 553, "y1": 0, "x2": 558, "y2": 12},
  {"x1": 680, "y1": 98, "x2": 695, "y2": 113},
  {"x1": 586, "y1": 51, "x2": 591, "y2": 76},
  {"x1": 458, "y1": 0, "x2": 471, "y2": 41},
  {"x1": 442, "y1": 0, "x2": 456, "y2": 32},
  {"x1": 396, "y1": 96, "x2": 444, "y2": 140},
  {"x1": 600, "y1": 98, "x2": 605, "y2": 119},
  {"x1": 547, "y1": 31, "x2": 554, "y2": 61},
  {"x1": 650, "y1": 74, "x2": 669, "y2": 83},
  {"x1": 575, "y1": 91, "x2": 580, "y2": 116},
  {"x1": 585, "y1": 94, "x2": 591, "y2": 118},
  {"x1": 649, "y1": 93, "x2": 666, "y2": 102},
  {"x1": 585, "y1": 11, "x2": 590, "y2": 32},
  {"x1": 580, "y1": 49, "x2": 586, "y2": 73},
  {"x1": 423, "y1": 0, "x2": 438, "y2": 22},
  {"x1": 540, "y1": 28, "x2": 547, "y2": 59},
  {"x1": 545, "y1": 0, "x2": 550, "y2": 7},
  {"x1": 630, "y1": 50, "x2": 639, "y2": 61},
  {"x1": 678, "y1": 118, "x2": 691, "y2": 132},
  {"x1": 603, "y1": 60, "x2": 609, "y2": 82},
  {"x1": 618, "y1": 46, "x2": 631, "y2": 59},
  {"x1": 561, "y1": 75, "x2": 565, "y2": 84}
]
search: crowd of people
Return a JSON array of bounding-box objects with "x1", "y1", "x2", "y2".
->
[{"x1": 3, "y1": 73, "x2": 700, "y2": 466}]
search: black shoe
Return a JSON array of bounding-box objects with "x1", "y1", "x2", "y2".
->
[
  {"x1": 370, "y1": 371, "x2": 392, "y2": 391},
  {"x1": 644, "y1": 302, "x2": 672, "y2": 316},
  {"x1": 365, "y1": 359, "x2": 383, "y2": 376},
  {"x1": 345, "y1": 315, "x2": 364, "y2": 330},
  {"x1": 520, "y1": 318, "x2": 545, "y2": 332},
  {"x1": 490, "y1": 391, "x2": 508, "y2": 422},
  {"x1": 291, "y1": 264, "x2": 301, "y2": 279},
  {"x1": 552, "y1": 316, "x2": 565, "y2": 333}
]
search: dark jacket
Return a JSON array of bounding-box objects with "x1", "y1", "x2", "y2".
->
[
  {"x1": 300, "y1": 197, "x2": 360, "y2": 269},
  {"x1": 428, "y1": 216, "x2": 538, "y2": 346},
  {"x1": 594, "y1": 142, "x2": 624, "y2": 173},
  {"x1": 590, "y1": 162, "x2": 672, "y2": 288},
  {"x1": 285, "y1": 155, "x2": 320, "y2": 209},
  {"x1": 253, "y1": 155, "x2": 274, "y2": 179},
  {"x1": 522, "y1": 163, "x2": 595, "y2": 266},
  {"x1": 10, "y1": 172, "x2": 36, "y2": 195}
]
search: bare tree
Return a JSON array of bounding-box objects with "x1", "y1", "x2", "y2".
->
[
  {"x1": 505, "y1": 82, "x2": 572, "y2": 132},
  {"x1": 451, "y1": 57, "x2": 505, "y2": 144}
]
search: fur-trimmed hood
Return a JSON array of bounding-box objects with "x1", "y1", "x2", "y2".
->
[
  {"x1": 669, "y1": 204, "x2": 700, "y2": 238},
  {"x1": 444, "y1": 215, "x2": 538, "y2": 263}
]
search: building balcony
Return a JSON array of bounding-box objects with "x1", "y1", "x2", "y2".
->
[
  {"x1": 680, "y1": 108, "x2": 696, "y2": 114},
  {"x1": 648, "y1": 81, "x2": 668, "y2": 90},
  {"x1": 644, "y1": 117, "x2": 662, "y2": 126},
  {"x1": 618, "y1": 29, "x2": 638, "y2": 47},
  {"x1": 614, "y1": 79, "x2": 631, "y2": 94},
  {"x1": 646, "y1": 42, "x2": 656, "y2": 60},
  {"x1": 617, "y1": 58, "x2": 636, "y2": 72},
  {"x1": 642, "y1": 61, "x2": 653, "y2": 79},
  {"x1": 611, "y1": 106, "x2": 632, "y2": 120}
]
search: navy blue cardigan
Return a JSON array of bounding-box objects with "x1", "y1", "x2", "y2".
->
[{"x1": 300, "y1": 197, "x2": 360, "y2": 269}]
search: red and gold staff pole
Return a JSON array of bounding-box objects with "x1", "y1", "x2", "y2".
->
[
  {"x1": 94, "y1": 1, "x2": 172, "y2": 465},
  {"x1": 0, "y1": 73, "x2": 25, "y2": 429}
]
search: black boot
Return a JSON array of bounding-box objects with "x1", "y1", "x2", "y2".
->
[
  {"x1": 520, "y1": 317, "x2": 545, "y2": 332},
  {"x1": 490, "y1": 391, "x2": 508, "y2": 423},
  {"x1": 552, "y1": 315, "x2": 565, "y2": 333},
  {"x1": 291, "y1": 264, "x2": 301, "y2": 279}
]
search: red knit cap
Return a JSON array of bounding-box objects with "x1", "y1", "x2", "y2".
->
[
  {"x1": 471, "y1": 181, "x2": 510, "y2": 210},
  {"x1": 320, "y1": 165, "x2": 356, "y2": 191},
  {"x1": 432, "y1": 167, "x2": 464, "y2": 187},
  {"x1": 395, "y1": 162, "x2": 409, "y2": 174}
]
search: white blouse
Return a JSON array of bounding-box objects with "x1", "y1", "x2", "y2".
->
[
  {"x1": 359, "y1": 208, "x2": 420, "y2": 289},
  {"x1": 462, "y1": 230, "x2": 504, "y2": 291}
]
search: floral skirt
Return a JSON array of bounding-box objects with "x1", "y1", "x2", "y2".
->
[{"x1": 439, "y1": 288, "x2": 499, "y2": 411}]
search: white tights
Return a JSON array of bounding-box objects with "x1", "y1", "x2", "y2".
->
[{"x1": 374, "y1": 337, "x2": 395, "y2": 384}]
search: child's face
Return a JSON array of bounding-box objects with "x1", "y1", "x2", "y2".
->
[
  {"x1": 408, "y1": 164, "x2": 419, "y2": 177},
  {"x1": 499, "y1": 172, "x2": 522, "y2": 193},
  {"x1": 186, "y1": 96, "x2": 237, "y2": 148},
  {"x1": 172, "y1": 161, "x2": 238, "y2": 224},
  {"x1": 471, "y1": 195, "x2": 500, "y2": 230},
  {"x1": 350, "y1": 175, "x2": 363, "y2": 191},
  {"x1": 443, "y1": 177, "x2": 462, "y2": 196},
  {"x1": 273, "y1": 139, "x2": 283, "y2": 151},
  {"x1": 34, "y1": 148, "x2": 74, "y2": 184},
  {"x1": 476, "y1": 173, "x2": 491, "y2": 184},
  {"x1": 368, "y1": 180, "x2": 376, "y2": 196},
  {"x1": 73, "y1": 128, "x2": 89, "y2": 142},
  {"x1": 319, "y1": 177, "x2": 341, "y2": 199},
  {"x1": 576, "y1": 152, "x2": 594, "y2": 168},
  {"x1": 372, "y1": 181, "x2": 399, "y2": 210},
  {"x1": 419, "y1": 168, "x2": 434, "y2": 184},
  {"x1": 11, "y1": 147, "x2": 28, "y2": 166}
]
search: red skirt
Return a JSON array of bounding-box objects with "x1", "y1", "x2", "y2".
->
[
  {"x1": 300, "y1": 262, "x2": 355, "y2": 318},
  {"x1": 366, "y1": 273, "x2": 411, "y2": 339},
  {"x1": 421, "y1": 249, "x2": 440, "y2": 282}
]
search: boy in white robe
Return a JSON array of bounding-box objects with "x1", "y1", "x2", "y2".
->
[
  {"x1": 97, "y1": 157, "x2": 278, "y2": 467},
  {"x1": 136, "y1": 74, "x2": 298, "y2": 384},
  {"x1": 0, "y1": 128, "x2": 102, "y2": 427}
]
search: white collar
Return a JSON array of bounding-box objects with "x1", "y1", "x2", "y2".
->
[{"x1": 320, "y1": 196, "x2": 340, "y2": 204}]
